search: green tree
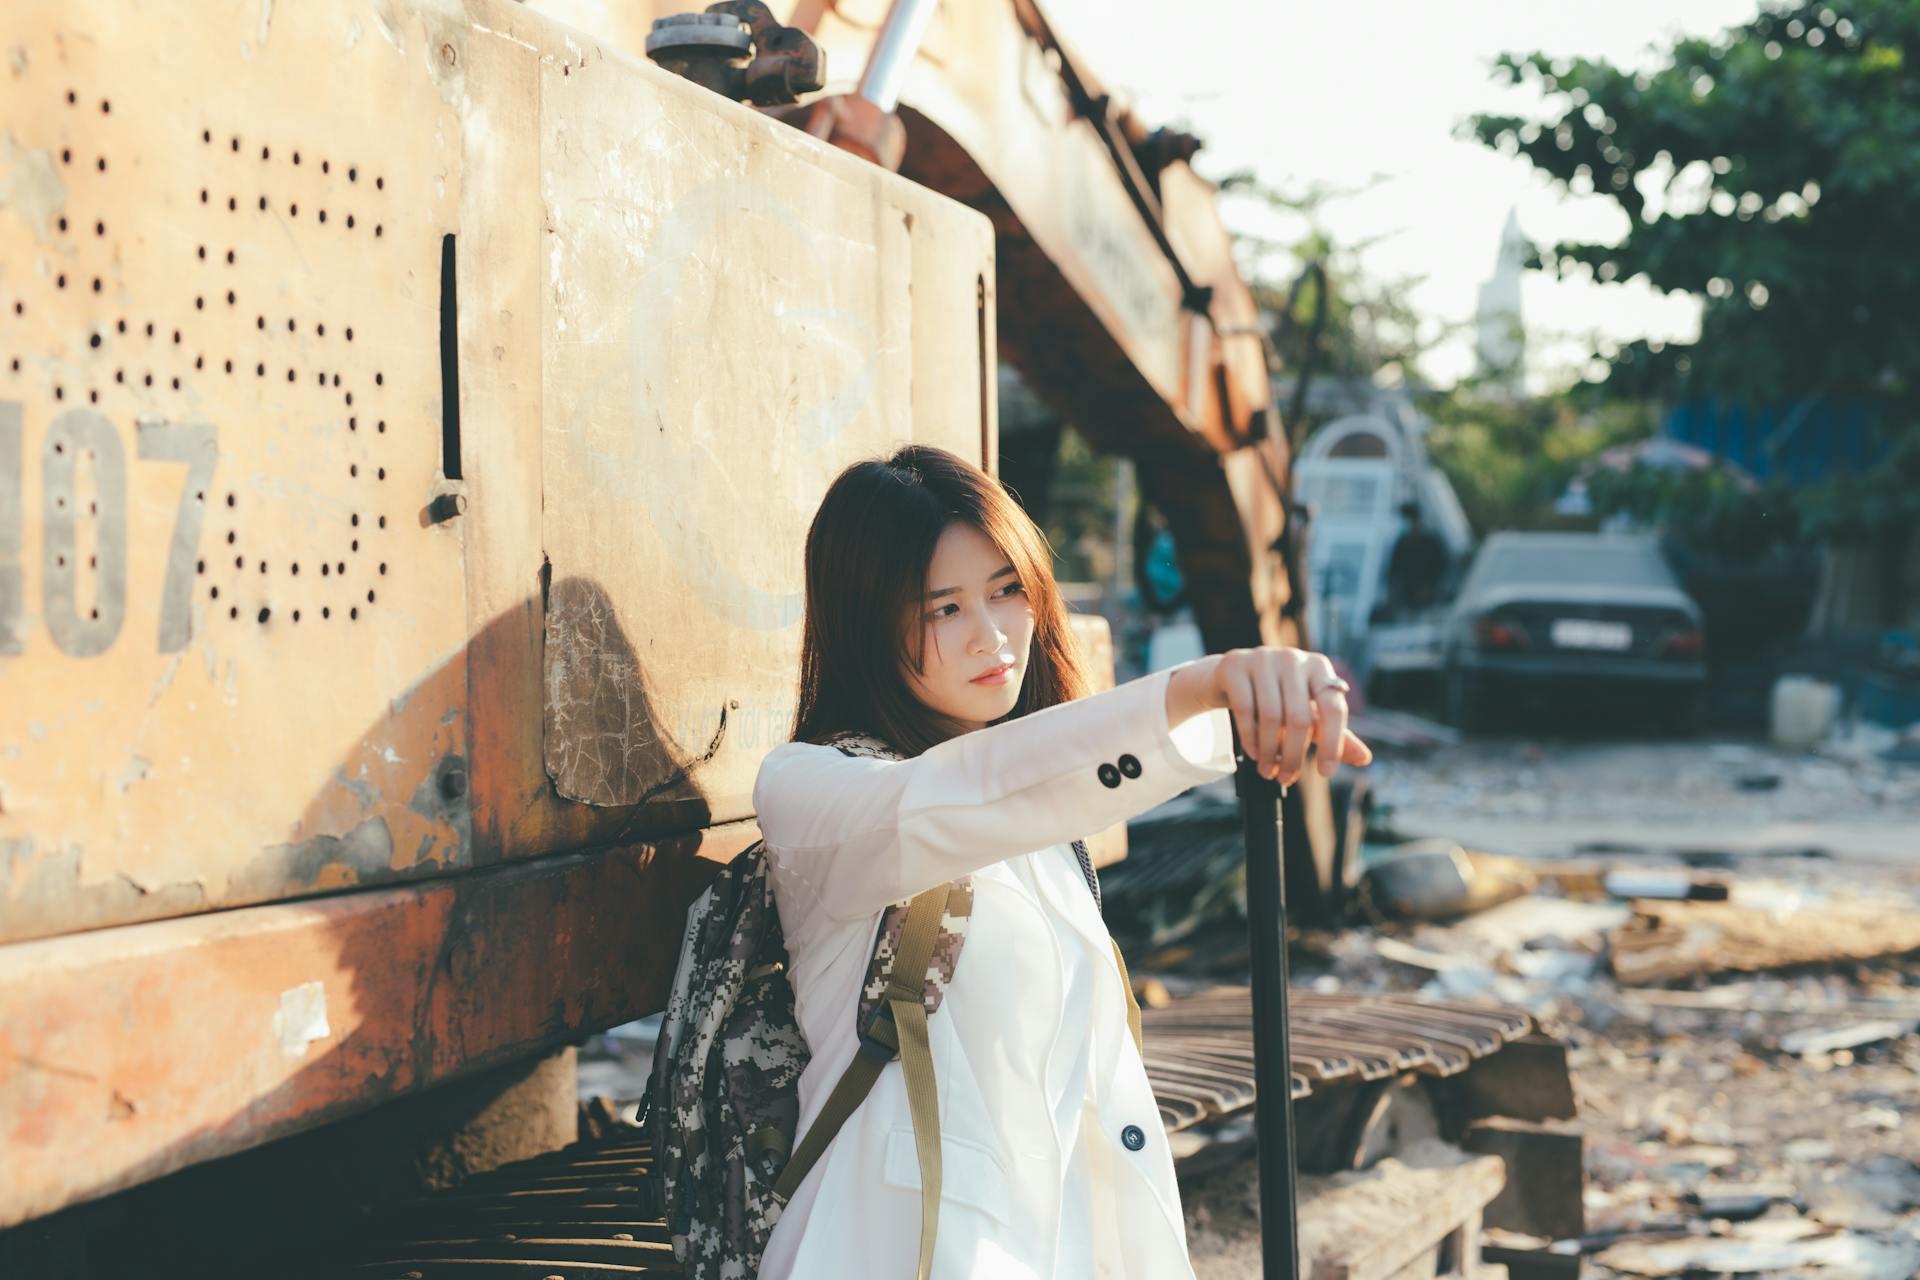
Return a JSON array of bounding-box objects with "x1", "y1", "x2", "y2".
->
[
  {"x1": 1466, "y1": 1, "x2": 1920, "y2": 562},
  {"x1": 1216, "y1": 178, "x2": 1651, "y2": 536},
  {"x1": 1426, "y1": 388, "x2": 1653, "y2": 533}
]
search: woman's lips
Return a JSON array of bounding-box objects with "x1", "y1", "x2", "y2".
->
[{"x1": 970, "y1": 661, "x2": 1014, "y2": 686}]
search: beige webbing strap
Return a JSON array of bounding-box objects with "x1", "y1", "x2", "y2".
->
[
  {"x1": 882, "y1": 887, "x2": 948, "y2": 1280},
  {"x1": 1110, "y1": 939, "x2": 1145, "y2": 1057},
  {"x1": 770, "y1": 1028, "x2": 889, "y2": 1204},
  {"x1": 891, "y1": 991, "x2": 941, "y2": 1280},
  {"x1": 768, "y1": 884, "x2": 952, "y2": 1266}
]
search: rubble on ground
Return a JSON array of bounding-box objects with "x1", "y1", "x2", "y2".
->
[{"x1": 1136, "y1": 730, "x2": 1920, "y2": 1278}]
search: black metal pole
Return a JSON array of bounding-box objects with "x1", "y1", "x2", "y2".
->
[{"x1": 1234, "y1": 747, "x2": 1300, "y2": 1280}]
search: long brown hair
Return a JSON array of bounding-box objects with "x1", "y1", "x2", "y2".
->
[{"x1": 789, "y1": 445, "x2": 1091, "y2": 757}]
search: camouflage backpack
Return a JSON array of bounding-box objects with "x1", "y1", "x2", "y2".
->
[{"x1": 641, "y1": 732, "x2": 1126, "y2": 1280}]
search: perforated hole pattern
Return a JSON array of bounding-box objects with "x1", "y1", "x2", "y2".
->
[{"x1": 4, "y1": 81, "x2": 400, "y2": 636}]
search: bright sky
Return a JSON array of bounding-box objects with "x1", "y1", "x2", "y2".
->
[{"x1": 1046, "y1": 0, "x2": 1763, "y2": 389}]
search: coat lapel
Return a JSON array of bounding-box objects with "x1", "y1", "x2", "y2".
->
[{"x1": 1028, "y1": 841, "x2": 1114, "y2": 962}]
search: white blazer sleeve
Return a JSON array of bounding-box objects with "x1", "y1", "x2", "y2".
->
[{"x1": 753, "y1": 660, "x2": 1236, "y2": 924}]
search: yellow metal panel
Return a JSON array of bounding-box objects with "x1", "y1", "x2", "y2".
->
[
  {"x1": 0, "y1": 0, "x2": 999, "y2": 1225},
  {"x1": 534, "y1": 46, "x2": 991, "y2": 824},
  {"x1": 0, "y1": 0, "x2": 997, "y2": 931},
  {"x1": 0, "y1": 1, "x2": 469, "y2": 942}
]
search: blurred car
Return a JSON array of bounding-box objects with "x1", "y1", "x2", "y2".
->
[{"x1": 1440, "y1": 532, "x2": 1707, "y2": 731}]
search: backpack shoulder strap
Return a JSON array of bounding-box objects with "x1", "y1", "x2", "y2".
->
[
  {"x1": 770, "y1": 882, "x2": 949, "y2": 1280},
  {"x1": 769, "y1": 734, "x2": 922, "y2": 1194}
]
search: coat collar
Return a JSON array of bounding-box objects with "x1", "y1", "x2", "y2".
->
[{"x1": 1025, "y1": 841, "x2": 1114, "y2": 961}]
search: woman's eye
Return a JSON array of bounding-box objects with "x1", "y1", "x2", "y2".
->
[{"x1": 927, "y1": 584, "x2": 1019, "y2": 620}]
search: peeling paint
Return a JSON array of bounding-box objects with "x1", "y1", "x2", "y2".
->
[
  {"x1": 0, "y1": 133, "x2": 62, "y2": 245},
  {"x1": 256, "y1": 0, "x2": 273, "y2": 47},
  {"x1": 2, "y1": 837, "x2": 32, "y2": 888},
  {"x1": 405, "y1": 753, "x2": 470, "y2": 869},
  {"x1": 233, "y1": 816, "x2": 394, "y2": 901},
  {"x1": 8, "y1": 46, "x2": 26, "y2": 77},
  {"x1": 271, "y1": 982, "x2": 331, "y2": 1058},
  {"x1": 0, "y1": 840, "x2": 209, "y2": 942},
  {"x1": 113, "y1": 755, "x2": 151, "y2": 795},
  {"x1": 330, "y1": 766, "x2": 380, "y2": 809},
  {"x1": 147, "y1": 652, "x2": 184, "y2": 708},
  {"x1": 370, "y1": 0, "x2": 404, "y2": 51},
  {"x1": 468, "y1": 18, "x2": 539, "y2": 54}
]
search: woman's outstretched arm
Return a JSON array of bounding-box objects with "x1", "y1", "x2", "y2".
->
[{"x1": 756, "y1": 650, "x2": 1370, "y2": 926}]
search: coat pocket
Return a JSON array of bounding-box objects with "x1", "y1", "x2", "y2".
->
[{"x1": 881, "y1": 1126, "x2": 1014, "y2": 1227}]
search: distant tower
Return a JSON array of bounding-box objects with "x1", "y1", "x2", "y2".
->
[{"x1": 1475, "y1": 208, "x2": 1527, "y2": 393}]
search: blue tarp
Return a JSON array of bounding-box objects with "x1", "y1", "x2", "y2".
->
[{"x1": 1664, "y1": 397, "x2": 1887, "y2": 485}]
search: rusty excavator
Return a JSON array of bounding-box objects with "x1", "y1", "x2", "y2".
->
[{"x1": 0, "y1": 2, "x2": 1579, "y2": 1276}]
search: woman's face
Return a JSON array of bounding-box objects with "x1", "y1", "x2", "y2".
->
[{"x1": 903, "y1": 521, "x2": 1036, "y2": 734}]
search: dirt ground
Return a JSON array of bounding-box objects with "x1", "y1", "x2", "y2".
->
[{"x1": 1174, "y1": 727, "x2": 1920, "y2": 1279}]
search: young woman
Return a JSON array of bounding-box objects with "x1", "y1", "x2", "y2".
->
[{"x1": 754, "y1": 445, "x2": 1371, "y2": 1279}]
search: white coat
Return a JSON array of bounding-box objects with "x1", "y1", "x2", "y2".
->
[{"x1": 752, "y1": 661, "x2": 1238, "y2": 1279}]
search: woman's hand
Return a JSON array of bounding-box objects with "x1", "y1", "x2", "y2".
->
[{"x1": 1173, "y1": 648, "x2": 1373, "y2": 784}]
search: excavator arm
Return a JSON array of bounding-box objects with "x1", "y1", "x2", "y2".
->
[{"x1": 790, "y1": 0, "x2": 1300, "y2": 654}]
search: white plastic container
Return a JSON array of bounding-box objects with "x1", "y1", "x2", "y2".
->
[{"x1": 1770, "y1": 675, "x2": 1842, "y2": 749}]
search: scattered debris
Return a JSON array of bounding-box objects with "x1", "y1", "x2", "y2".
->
[
  {"x1": 1805, "y1": 1157, "x2": 1920, "y2": 1232},
  {"x1": 1601, "y1": 868, "x2": 1730, "y2": 901},
  {"x1": 1687, "y1": 1179, "x2": 1795, "y2": 1221},
  {"x1": 1104, "y1": 729, "x2": 1920, "y2": 1277},
  {"x1": 1595, "y1": 1219, "x2": 1920, "y2": 1278},
  {"x1": 1445, "y1": 895, "x2": 1631, "y2": 953},
  {"x1": 1610, "y1": 898, "x2": 1920, "y2": 986},
  {"x1": 1357, "y1": 840, "x2": 1537, "y2": 921},
  {"x1": 1772, "y1": 674, "x2": 1842, "y2": 748},
  {"x1": 1780, "y1": 1021, "x2": 1916, "y2": 1058}
]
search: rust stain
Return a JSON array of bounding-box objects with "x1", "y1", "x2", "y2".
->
[{"x1": 1, "y1": 821, "x2": 761, "y2": 1227}]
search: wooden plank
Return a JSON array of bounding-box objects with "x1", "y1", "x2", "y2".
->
[
  {"x1": 1610, "y1": 897, "x2": 1920, "y2": 985},
  {"x1": 1462, "y1": 1117, "x2": 1585, "y2": 1243},
  {"x1": 1457, "y1": 1034, "x2": 1579, "y2": 1124},
  {"x1": 1296, "y1": 1142, "x2": 1506, "y2": 1280},
  {"x1": 0, "y1": 821, "x2": 754, "y2": 1229}
]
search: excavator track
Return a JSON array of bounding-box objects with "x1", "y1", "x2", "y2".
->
[{"x1": 352, "y1": 989, "x2": 1539, "y2": 1278}]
